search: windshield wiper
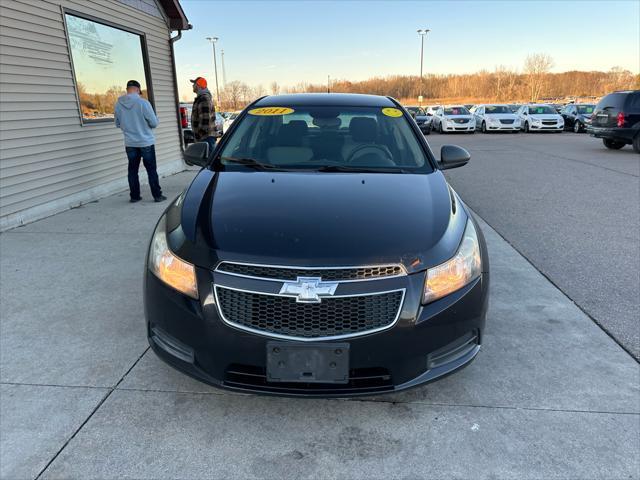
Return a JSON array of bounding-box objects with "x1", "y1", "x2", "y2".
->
[
  {"x1": 316, "y1": 165, "x2": 409, "y2": 174},
  {"x1": 220, "y1": 156, "x2": 280, "y2": 170}
]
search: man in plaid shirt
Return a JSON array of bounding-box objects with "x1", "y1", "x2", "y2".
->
[{"x1": 190, "y1": 77, "x2": 217, "y2": 154}]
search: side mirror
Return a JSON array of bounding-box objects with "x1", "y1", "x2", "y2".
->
[
  {"x1": 439, "y1": 145, "x2": 470, "y2": 170},
  {"x1": 183, "y1": 142, "x2": 210, "y2": 167}
]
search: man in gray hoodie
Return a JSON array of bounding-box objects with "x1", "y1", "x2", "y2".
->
[{"x1": 114, "y1": 80, "x2": 166, "y2": 203}]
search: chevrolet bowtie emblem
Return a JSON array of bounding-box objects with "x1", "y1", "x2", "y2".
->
[{"x1": 279, "y1": 277, "x2": 339, "y2": 303}]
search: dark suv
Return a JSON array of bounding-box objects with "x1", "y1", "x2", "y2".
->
[{"x1": 588, "y1": 90, "x2": 640, "y2": 152}]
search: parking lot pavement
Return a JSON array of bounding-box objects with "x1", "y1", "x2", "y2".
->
[
  {"x1": 428, "y1": 131, "x2": 640, "y2": 359},
  {"x1": 1, "y1": 166, "x2": 638, "y2": 479}
]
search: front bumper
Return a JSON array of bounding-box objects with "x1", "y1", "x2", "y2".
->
[
  {"x1": 441, "y1": 122, "x2": 474, "y2": 132},
  {"x1": 485, "y1": 122, "x2": 520, "y2": 131},
  {"x1": 145, "y1": 266, "x2": 489, "y2": 397},
  {"x1": 528, "y1": 123, "x2": 563, "y2": 131}
]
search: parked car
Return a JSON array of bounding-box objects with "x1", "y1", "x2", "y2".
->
[
  {"x1": 472, "y1": 104, "x2": 521, "y2": 133},
  {"x1": 145, "y1": 93, "x2": 489, "y2": 397},
  {"x1": 433, "y1": 106, "x2": 475, "y2": 133},
  {"x1": 516, "y1": 104, "x2": 564, "y2": 132},
  {"x1": 405, "y1": 106, "x2": 432, "y2": 134},
  {"x1": 426, "y1": 105, "x2": 440, "y2": 116},
  {"x1": 587, "y1": 90, "x2": 640, "y2": 152},
  {"x1": 179, "y1": 102, "x2": 224, "y2": 146},
  {"x1": 561, "y1": 104, "x2": 595, "y2": 133},
  {"x1": 223, "y1": 111, "x2": 240, "y2": 132}
]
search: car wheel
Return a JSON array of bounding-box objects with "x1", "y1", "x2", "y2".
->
[
  {"x1": 632, "y1": 134, "x2": 640, "y2": 153},
  {"x1": 524, "y1": 121, "x2": 530, "y2": 133},
  {"x1": 573, "y1": 122, "x2": 581, "y2": 133},
  {"x1": 439, "y1": 122, "x2": 444, "y2": 134},
  {"x1": 481, "y1": 121, "x2": 487, "y2": 133},
  {"x1": 603, "y1": 138, "x2": 625, "y2": 150}
]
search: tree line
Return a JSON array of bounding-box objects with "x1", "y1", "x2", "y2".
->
[{"x1": 215, "y1": 54, "x2": 638, "y2": 110}]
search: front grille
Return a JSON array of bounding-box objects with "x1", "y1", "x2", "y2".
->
[
  {"x1": 542, "y1": 120, "x2": 557, "y2": 125},
  {"x1": 216, "y1": 262, "x2": 404, "y2": 281},
  {"x1": 500, "y1": 119, "x2": 515, "y2": 124},
  {"x1": 225, "y1": 364, "x2": 393, "y2": 394},
  {"x1": 454, "y1": 118, "x2": 469, "y2": 124},
  {"x1": 216, "y1": 287, "x2": 404, "y2": 339}
]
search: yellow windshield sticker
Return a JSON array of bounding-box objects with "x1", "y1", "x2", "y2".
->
[
  {"x1": 382, "y1": 107, "x2": 403, "y2": 118},
  {"x1": 248, "y1": 107, "x2": 295, "y2": 116}
]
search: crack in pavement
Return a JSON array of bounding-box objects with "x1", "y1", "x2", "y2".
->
[{"x1": 33, "y1": 346, "x2": 150, "y2": 480}]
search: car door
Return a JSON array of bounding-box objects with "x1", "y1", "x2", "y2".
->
[
  {"x1": 564, "y1": 106, "x2": 576, "y2": 127},
  {"x1": 474, "y1": 106, "x2": 483, "y2": 129}
]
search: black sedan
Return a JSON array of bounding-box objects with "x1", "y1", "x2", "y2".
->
[{"x1": 144, "y1": 93, "x2": 489, "y2": 397}]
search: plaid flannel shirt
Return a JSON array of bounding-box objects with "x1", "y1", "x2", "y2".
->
[{"x1": 191, "y1": 91, "x2": 216, "y2": 141}]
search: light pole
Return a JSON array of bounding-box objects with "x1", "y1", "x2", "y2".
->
[
  {"x1": 417, "y1": 29, "x2": 430, "y2": 105},
  {"x1": 206, "y1": 36, "x2": 220, "y2": 106}
]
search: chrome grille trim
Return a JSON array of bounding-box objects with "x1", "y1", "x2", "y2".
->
[
  {"x1": 214, "y1": 285, "x2": 406, "y2": 341},
  {"x1": 214, "y1": 261, "x2": 407, "y2": 283}
]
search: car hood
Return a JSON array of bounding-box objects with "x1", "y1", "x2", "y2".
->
[
  {"x1": 529, "y1": 114, "x2": 562, "y2": 120},
  {"x1": 486, "y1": 114, "x2": 518, "y2": 120},
  {"x1": 175, "y1": 170, "x2": 467, "y2": 273},
  {"x1": 444, "y1": 115, "x2": 472, "y2": 119}
]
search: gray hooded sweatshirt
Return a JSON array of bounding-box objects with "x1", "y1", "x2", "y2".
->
[{"x1": 114, "y1": 93, "x2": 159, "y2": 147}]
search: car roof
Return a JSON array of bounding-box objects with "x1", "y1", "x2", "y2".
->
[{"x1": 253, "y1": 93, "x2": 396, "y2": 107}]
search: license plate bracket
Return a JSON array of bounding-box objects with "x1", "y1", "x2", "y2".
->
[{"x1": 266, "y1": 342, "x2": 350, "y2": 384}]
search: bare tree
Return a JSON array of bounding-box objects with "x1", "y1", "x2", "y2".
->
[
  {"x1": 270, "y1": 81, "x2": 280, "y2": 95},
  {"x1": 524, "y1": 53, "x2": 554, "y2": 102}
]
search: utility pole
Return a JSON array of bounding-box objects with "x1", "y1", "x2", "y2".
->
[
  {"x1": 327, "y1": 75, "x2": 330, "y2": 93},
  {"x1": 220, "y1": 49, "x2": 227, "y2": 87},
  {"x1": 205, "y1": 36, "x2": 220, "y2": 105},
  {"x1": 417, "y1": 29, "x2": 430, "y2": 106}
]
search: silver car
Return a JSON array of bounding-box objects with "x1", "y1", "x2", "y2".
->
[
  {"x1": 516, "y1": 104, "x2": 564, "y2": 133},
  {"x1": 472, "y1": 104, "x2": 521, "y2": 133},
  {"x1": 433, "y1": 105, "x2": 475, "y2": 133}
]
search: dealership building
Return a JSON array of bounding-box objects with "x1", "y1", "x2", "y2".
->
[{"x1": 0, "y1": 0, "x2": 190, "y2": 231}]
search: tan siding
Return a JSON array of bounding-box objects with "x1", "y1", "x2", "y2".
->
[{"x1": 0, "y1": 0, "x2": 183, "y2": 230}]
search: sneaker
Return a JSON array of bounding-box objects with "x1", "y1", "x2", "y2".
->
[
  {"x1": 130, "y1": 197, "x2": 142, "y2": 203},
  {"x1": 154, "y1": 195, "x2": 167, "y2": 202}
]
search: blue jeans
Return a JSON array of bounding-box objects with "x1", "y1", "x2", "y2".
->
[
  {"x1": 125, "y1": 145, "x2": 162, "y2": 199},
  {"x1": 203, "y1": 136, "x2": 217, "y2": 156}
]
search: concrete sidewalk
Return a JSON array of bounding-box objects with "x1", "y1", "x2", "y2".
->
[{"x1": 1, "y1": 171, "x2": 638, "y2": 479}]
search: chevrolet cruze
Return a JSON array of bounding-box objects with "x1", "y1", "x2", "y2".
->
[{"x1": 144, "y1": 93, "x2": 489, "y2": 397}]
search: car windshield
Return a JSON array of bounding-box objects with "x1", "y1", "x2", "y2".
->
[
  {"x1": 528, "y1": 106, "x2": 556, "y2": 115},
  {"x1": 485, "y1": 106, "x2": 510, "y2": 114},
  {"x1": 444, "y1": 107, "x2": 470, "y2": 115},
  {"x1": 217, "y1": 105, "x2": 433, "y2": 173},
  {"x1": 406, "y1": 107, "x2": 425, "y2": 115},
  {"x1": 576, "y1": 105, "x2": 595, "y2": 114}
]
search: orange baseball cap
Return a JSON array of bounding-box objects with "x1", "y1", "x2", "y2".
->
[{"x1": 190, "y1": 77, "x2": 207, "y2": 88}]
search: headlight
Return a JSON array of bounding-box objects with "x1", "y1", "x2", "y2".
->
[
  {"x1": 488, "y1": 117, "x2": 500, "y2": 124},
  {"x1": 148, "y1": 216, "x2": 198, "y2": 298},
  {"x1": 423, "y1": 219, "x2": 482, "y2": 304}
]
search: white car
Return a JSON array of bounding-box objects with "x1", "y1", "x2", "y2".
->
[
  {"x1": 433, "y1": 106, "x2": 475, "y2": 133},
  {"x1": 223, "y1": 111, "x2": 240, "y2": 132},
  {"x1": 425, "y1": 105, "x2": 440, "y2": 116},
  {"x1": 473, "y1": 104, "x2": 521, "y2": 133},
  {"x1": 517, "y1": 104, "x2": 564, "y2": 133}
]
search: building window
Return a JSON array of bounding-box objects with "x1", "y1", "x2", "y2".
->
[{"x1": 64, "y1": 12, "x2": 153, "y2": 123}]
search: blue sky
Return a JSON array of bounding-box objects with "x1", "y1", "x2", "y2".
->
[{"x1": 174, "y1": 0, "x2": 640, "y2": 100}]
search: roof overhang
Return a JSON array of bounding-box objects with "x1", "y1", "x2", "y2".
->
[{"x1": 157, "y1": 0, "x2": 191, "y2": 30}]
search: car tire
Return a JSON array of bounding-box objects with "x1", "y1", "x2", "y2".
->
[
  {"x1": 481, "y1": 121, "x2": 487, "y2": 133},
  {"x1": 573, "y1": 121, "x2": 581, "y2": 133},
  {"x1": 439, "y1": 122, "x2": 444, "y2": 134},
  {"x1": 632, "y1": 134, "x2": 640, "y2": 153},
  {"x1": 524, "y1": 122, "x2": 530, "y2": 133},
  {"x1": 603, "y1": 138, "x2": 625, "y2": 150}
]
